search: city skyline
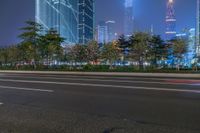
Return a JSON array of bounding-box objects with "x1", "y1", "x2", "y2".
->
[
  {"x1": 0, "y1": 0, "x2": 196, "y2": 45},
  {"x1": 1, "y1": 1, "x2": 200, "y2": 132}
]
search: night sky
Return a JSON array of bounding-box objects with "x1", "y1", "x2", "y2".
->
[{"x1": 0, "y1": 0, "x2": 196, "y2": 46}]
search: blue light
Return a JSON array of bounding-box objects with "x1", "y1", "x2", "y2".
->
[{"x1": 125, "y1": 0, "x2": 133, "y2": 8}]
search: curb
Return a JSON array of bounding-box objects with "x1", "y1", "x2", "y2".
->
[{"x1": 0, "y1": 70, "x2": 200, "y2": 78}]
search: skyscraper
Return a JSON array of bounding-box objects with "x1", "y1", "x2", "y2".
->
[
  {"x1": 35, "y1": 0, "x2": 94, "y2": 45},
  {"x1": 106, "y1": 20, "x2": 117, "y2": 42},
  {"x1": 35, "y1": 0, "x2": 79, "y2": 44},
  {"x1": 196, "y1": 0, "x2": 200, "y2": 57},
  {"x1": 176, "y1": 28, "x2": 196, "y2": 67},
  {"x1": 79, "y1": 0, "x2": 95, "y2": 44},
  {"x1": 96, "y1": 21, "x2": 108, "y2": 45},
  {"x1": 165, "y1": 0, "x2": 176, "y2": 40},
  {"x1": 124, "y1": 0, "x2": 134, "y2": 37}
]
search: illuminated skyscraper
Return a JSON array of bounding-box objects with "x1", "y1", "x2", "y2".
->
[
  {"x1": 176, "y1": 28, "x2": 196, "y2": 67},
  {"x1": 196, "y1": 0, "x2": 200, "y2": 57},
  {"x1": 124, "y1": 0, "x2": 134, "y2": 37},
  {"x1": 35, "y1": 0, "x2": 79, "y2": 44},
  {"x1": 106, "y1": 20, "x2": 117, "y2": 42},
  {"x1": 96, "y1": 21, "x2": 108, "y2": 44},
  {"x1": 165, "y1": 0, "x2": 176, "y2": 40},
  {"x1": 79, "y1": 0, "x2": 95, "y2": 44},
  {"x1": 36, "y1": 0, "x2": 94, "y2": 45}
]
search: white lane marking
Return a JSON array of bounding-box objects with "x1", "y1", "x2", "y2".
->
[
  {"x1": 0, "y1": 75, "x2": 196, "y2": 86},
  {"x1": 0, "y1": 102, "x2": 3, "y2": 105},
  {"x1": 0, "y1": 79, "x2": 199, "y2": 94},
  {"x1": 0, "y1": 85, "x2": 53, "y2": 93}
]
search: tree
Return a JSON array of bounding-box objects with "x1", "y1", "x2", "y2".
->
[
  {"x1": 40, "y1": 28, "x2": 64, "y2": 66},
  {"x1": 101, "y1": 41, "x2": 120, "y2": 68},
  {"x1": 63, "y1": 45, "x2": 74, "y2": 64},
  {"x1": 0, "y1": 46, "x2": 20, "y2": 68},
  {"x1": 18, "y1": 20, "x2": 43, "y2": 67},
  {"x1": 172, "y1": 38, "x2": 188, "y2": 71},
  {"x1": 18, "y1": 41, "x2": 35, "y2": 64},
  {"x1": 7, "y1": 46, "x2": 20, "y2": 66},
  {"x1": 86, "y1": 40, "x2": 100, "y2": 64},
  {"x1": 117, "y1": 35, "x2": 129, "y2": 64},
  {"x1": 0, "y1": 47, "x2": 9, "y2": 66},
  {"x1": 70, "y1": 44, "x2": 88, "y2": 65},
  {"x1": 149, "y1": 35, "x2": 166, "y2": 67},
  {"x1": 129, "y1": 32, "x2": 151, "y2": 69}
]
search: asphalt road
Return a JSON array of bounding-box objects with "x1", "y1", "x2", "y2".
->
[{"x1": 0, "y1": 72, "x2": 200, "y2": 133}]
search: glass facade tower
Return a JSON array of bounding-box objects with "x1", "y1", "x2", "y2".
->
[
  {"x1": 36, "y1": 0, "x2": 79, "y2": 44},
  {"x1": 124, "y1": 0, "x2": 134, "y2": 37},
  {"x1": 78, "y1": 0, "x2": 94, "y2": 44},
  {"x1": 165, "y1": 0, "x2": 176, "y2": 40},
  {"x1": 196, "y1": 0, "x2": 200, "y2": 57},
  {"x1": 106, "y1": 20, "x2": 117, "y2": 42},
  {"x1": 96, "y1": 21, "x2": 108, "y2": 45}
]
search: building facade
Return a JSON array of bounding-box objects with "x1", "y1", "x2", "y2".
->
[
  {"x1": 196, "y1": 0, "x2": 200, "y2": 58},
  {"x1": 106, "y1": 20, "x2": 117, "y2": 42},
  {"x1": 96, "y1": 21, "x2": 108, "y2": 45},
  {"x1": 78, "y1": 0, "x2": 95, "y2": 44},
  {"x1": 176, "y1": 28, "x2": 196, "y2": 67},
  {"x1": 124, "y1": 0, "x2": 134, "y2": 37},
  {"x1": 165, "y1": 0, "x2": 176, "y2": 40},
  {"x1": 35, "y1": 0, "x2": 94, "y2": 45}
]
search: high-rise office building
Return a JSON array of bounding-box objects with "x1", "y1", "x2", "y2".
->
[
  {"x1": 35, "y1": 0, "x2": 94, "y2": 45},
  {"x1": 96, "y1": 21, "x2": 108, "y2": 44},
  {"x1": 196, "y1": 0, "x2": 200, "y2": 57},
  {"x1": 176, "y1": 28, "x2": 196, "y2": 67},
  {"x1": 124, "y1": 0, "x2": 134, "y2": 37},
  {"x1": 35, "y1": 0, "x2": 79, "y2": 44},
  {"x1": 79, "y1": 0, "x2": 95, "y2": 44},
  {"x1": 165, "y1": 0, "x2": 176, "y2": 40},
  {"x1": 106, "y1": 20, "x2": 117, "y2": 42}
]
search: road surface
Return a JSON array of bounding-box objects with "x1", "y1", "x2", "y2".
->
[{"x1": 0, "y1": 72, "x2": 200, "y2": 133}]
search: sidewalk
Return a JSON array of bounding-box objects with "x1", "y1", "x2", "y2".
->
[{"x1": 0, "y1": 70, "x2": 200, "y2": 78}]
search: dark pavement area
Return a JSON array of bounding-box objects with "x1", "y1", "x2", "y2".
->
[{"x1": 0, "y1": 72, "x2": 200, "y2": 133}]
